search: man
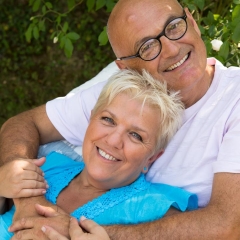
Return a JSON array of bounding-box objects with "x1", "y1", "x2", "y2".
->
[{"x1": 1, "y1": 0, "x2": 240, "y2": 239}]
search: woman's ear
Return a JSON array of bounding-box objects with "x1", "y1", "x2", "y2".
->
[{"x1": 142, "y1": 150, "x2": 164, "y2": 173}]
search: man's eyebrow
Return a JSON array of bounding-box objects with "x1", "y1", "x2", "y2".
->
[{"x1": 134, "y1": 13, "x2": 183, "y2": 51}]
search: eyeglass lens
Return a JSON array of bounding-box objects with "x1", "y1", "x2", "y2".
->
[{"x1": 139, "y1": 17, "x2": 187, "y2": 61}]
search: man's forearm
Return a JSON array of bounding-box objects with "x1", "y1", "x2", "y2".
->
[
  {"x1": 105, "y1": 207, "x2": 239, "y2": 240},
  {"x1": 0, "y1": 112, "x2": 40, "y2": 165}
]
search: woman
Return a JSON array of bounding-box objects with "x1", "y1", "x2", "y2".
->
[{"x1": 1, "y1": 69, "x2": 197, "y2": 239}]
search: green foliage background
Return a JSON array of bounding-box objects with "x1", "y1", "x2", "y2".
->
[{"x1": 0, "y1": 0, "x2": 240, "y2": 126}]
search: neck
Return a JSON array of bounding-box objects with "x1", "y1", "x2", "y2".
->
[{"x1": 182, "y1": 65, "x2": 215, "y2": 108}]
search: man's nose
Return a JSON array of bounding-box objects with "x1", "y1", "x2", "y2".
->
[
  {"x1": 105, "y1": 129, "x2": 124, "y2": 149},
  {"x1": 159, "y1": 37, "x2": 180, "y2": 59}
]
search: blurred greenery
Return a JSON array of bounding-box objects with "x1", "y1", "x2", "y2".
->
[
  {"x1": 0, "y1": 0, "x2": 240, "y2": 126},
  {"x1": 0, "y1": 0, "x2": 115, "y2": 126}
]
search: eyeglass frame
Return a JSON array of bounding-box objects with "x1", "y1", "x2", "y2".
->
[{"x1": 116, "y1": 10, "x2": 188, "y2": 62}]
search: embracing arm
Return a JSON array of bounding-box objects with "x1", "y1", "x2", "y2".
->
[
  {"x1": 0, "y1": 105, "x2": 68, "y2": 231},
  {"x1": 105, "y1": 173, "x2": 240, "y2": 240},
  {"x1": 0, "y1": 104, "x2": 62, "y2": 165}
]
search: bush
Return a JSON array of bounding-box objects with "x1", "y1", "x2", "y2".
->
[{"x1": 0, "y1": 0, "x2": 115, "y2": 126}]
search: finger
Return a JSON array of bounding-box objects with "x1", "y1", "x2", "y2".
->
[
  {"x1": 11, "y1": 228, "x2": 48, "y2": 240},
  {"x1": 9, "y1": 217, "x2": 34, "y2": 232},
  {"x1": 22, "y1": 171, "x2": 45, "y2": 182},
  {"x1": 69, "y1": 218, "x2": 85, "y2": 237},
  {"x1": 18, "y1": 188, "x2": 47, "y2": 198},
  {"x1": 42, "y1": 225, "x2": 69, "y2": 240},
  {"x1": 33, "y1": 157, "x2": 46, "y2": 168},
  {"x1": 21, "y1": 158, "x2": 45, "y2": 177},
  {"x1": 79, "y1": 217, "x2": 106, "y2": 235},
  {"x1": 35, "y1": 204, "x2": 59, "y2": 218}
]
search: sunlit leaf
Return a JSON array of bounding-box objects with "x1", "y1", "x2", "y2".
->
[
  {"x1": 33, "y1": 25, "x2": 39, "y2": 39},
  {"x1": 45, "y1": 2, "x2": 53, "y2": 9},
  {"x1": 232, "y1": 22, "x2": 240, "y2": 42},
  {"x1": 63, "y1": 22, "x2": 69, "y2": 33},
  {"x1": 66, "y1": 32, "x2": 80, "y2": 40},
  {"x1": 219, "y1": 41, "x2": 229, "y2": 61},
  {"x1": 64, "y1": 38, "x2": 74, "y2": 58},
  {"x1": 98, "y1": 27, "x2": 108, "y2": 45}
]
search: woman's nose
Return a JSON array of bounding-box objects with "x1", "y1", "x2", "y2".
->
[{"x1": 105, "y1": 130, "x2": 124, "y2": 149}]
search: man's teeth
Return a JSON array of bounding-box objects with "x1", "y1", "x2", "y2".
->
[
  {"x1": 167, "y1": 54, "x2": 188, "y2": 71},
  {"x1": 98, "y1": 148, "x2": 117, "y2": 161}
]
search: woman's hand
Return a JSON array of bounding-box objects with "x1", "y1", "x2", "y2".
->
[
  {"x1": 0, "y1": 157, "x2": 47, "y2": 198},
  {"x1": 42, "y1": 216, "x2": 110, "y2": 240}
]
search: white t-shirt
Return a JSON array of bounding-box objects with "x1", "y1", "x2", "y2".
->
[{"x1": 47, "y1": 58, "x2": 240, "y2": 207}]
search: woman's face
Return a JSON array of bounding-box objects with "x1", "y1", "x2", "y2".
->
[{"x1": 82, "y1": 93, "x2": 162, "y2": 190}]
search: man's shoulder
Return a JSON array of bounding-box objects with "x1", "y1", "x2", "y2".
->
[{"x1": 68, "y1": 61, "x2": 119, "y2": 95}]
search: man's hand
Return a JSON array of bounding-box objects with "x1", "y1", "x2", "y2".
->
[
  {"x1": 42, "y1": 217, "x2": 110, "y2": 240},
  {"x1": 10, "y1": 203, "x2": 71, "y2": 240},
  {"x1": 0, "y1": 157, "x2": 47, "y2": 198}
]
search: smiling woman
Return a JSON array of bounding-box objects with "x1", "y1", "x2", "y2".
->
[{"x1": 0, "y1": 69, "x2": 197, "y2": 239}]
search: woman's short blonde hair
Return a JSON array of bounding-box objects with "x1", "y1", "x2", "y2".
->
[{"x1": 91, "y1": 69, "x2": 184, "y2": 151}]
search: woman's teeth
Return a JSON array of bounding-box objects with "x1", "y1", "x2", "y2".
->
[
  {"x1": 167, "y1": 54, "x2": 188, "y2": 71},
  {"x1": 98, "y1": 148, "x2": 117, "y2": 161}
]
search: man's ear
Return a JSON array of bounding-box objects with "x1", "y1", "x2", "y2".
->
[
  {"x1": 115, "y1": 60, "x2": 128, "y2": 69},
  {"x1": 184, "y1": 7, "x2": 201, "y2": 36}
]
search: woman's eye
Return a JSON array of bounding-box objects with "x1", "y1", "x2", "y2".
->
[
  {"x1": 101, "y1": 117, "x2": 114, "y2": 124},
  {"x1": 130, "y1": 132, "x2": 143, "y2": 142}
]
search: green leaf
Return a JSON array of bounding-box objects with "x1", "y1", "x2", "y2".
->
[
  {"x1": 38, "y1": 19, "x2": 45, "y2": 31},
  {"x1": 233, "y1": 0, "x2": 240, "y2": 4},
  {"x1": 45, "y1": 2, "x2": 53, "y2": 9},
  {"x1": 96, "y1": 0, "x2": 105, "y2": 10},
  {"x1": 64, "y1": 38, "x2": 74, "y2": 58},
  {"x1": 68, "y1": 0, "x2": 75, "y2": 10},
  {"x1": 66, "y1": 32, "x2": 80, "y2": 40},
  {"x1": 32, "y1": 0, "x2": 41, "y2": 12},
  {"x1": 232, "y1": 5, "x2": 240, "y2": 22},
  {"x1": 33, "y1": 25, "x2": 39, "y2": 39},
  {"x1": 232, "y1": 22, "x2": 240, "y2": 42},
  {"x1": 62, "y1": 22, "x2": 69, "y2": 33},
  {"x1": 60, "y1": 35, "x2": 66, "y2": 49},
  {"x1": 218, "y1": 41, "x2": 229, "y2": 61},
  {"x1": 106, "y1": 0, "x2": 116, "y2": 12},
  {"x1": 98, "y1": 27, "x2": 108, "y2": 45},
  {"x1": 206, "y1": 11, "x2": 214, "y2": 25},
  {"x1": 87, "y1": 0, "x2": 95, "y2": 11},
  {"x1": 56, "y1": 16, "x2": 61, "y2": 25},
  {"x1": 194, "y1": 0, "x2": 205, "y2": 11},
  {"x1": 42, "y1": 5, "x2": 46, "y2": 15},
  {"x1": 25, "y1": 24, "x2": 34, "y2": 42}
]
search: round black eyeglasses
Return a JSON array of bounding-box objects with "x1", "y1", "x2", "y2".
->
[{"x1": 117, "y1": 11, "x2": 188, "y2": 62}]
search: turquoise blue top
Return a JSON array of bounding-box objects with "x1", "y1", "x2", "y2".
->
[{"x1": 0, "y1": 152, "x2": 197, "y2": 239}]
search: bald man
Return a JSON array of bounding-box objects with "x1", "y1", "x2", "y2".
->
[{"x1": 1, "y1": 0, "x2": 240, "y2": 239}]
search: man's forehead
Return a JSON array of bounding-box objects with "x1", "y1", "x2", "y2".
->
[{"x1": 128, "y1": 7, "x2": 183, "y2": 50}]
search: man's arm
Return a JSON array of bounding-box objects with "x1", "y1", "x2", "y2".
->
[
  {"x1": 10, "y1": 172, "x2": 240, "y2": 240},
  {"x1": 0, "y1": 105, "x2": 71, "y2": 235},
  {"x1": 0, "y1": 104, "x2": 62, "y2": 165},
  {"x1": 104, "y1": 172, "x2": 240, "y2": 240}
]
